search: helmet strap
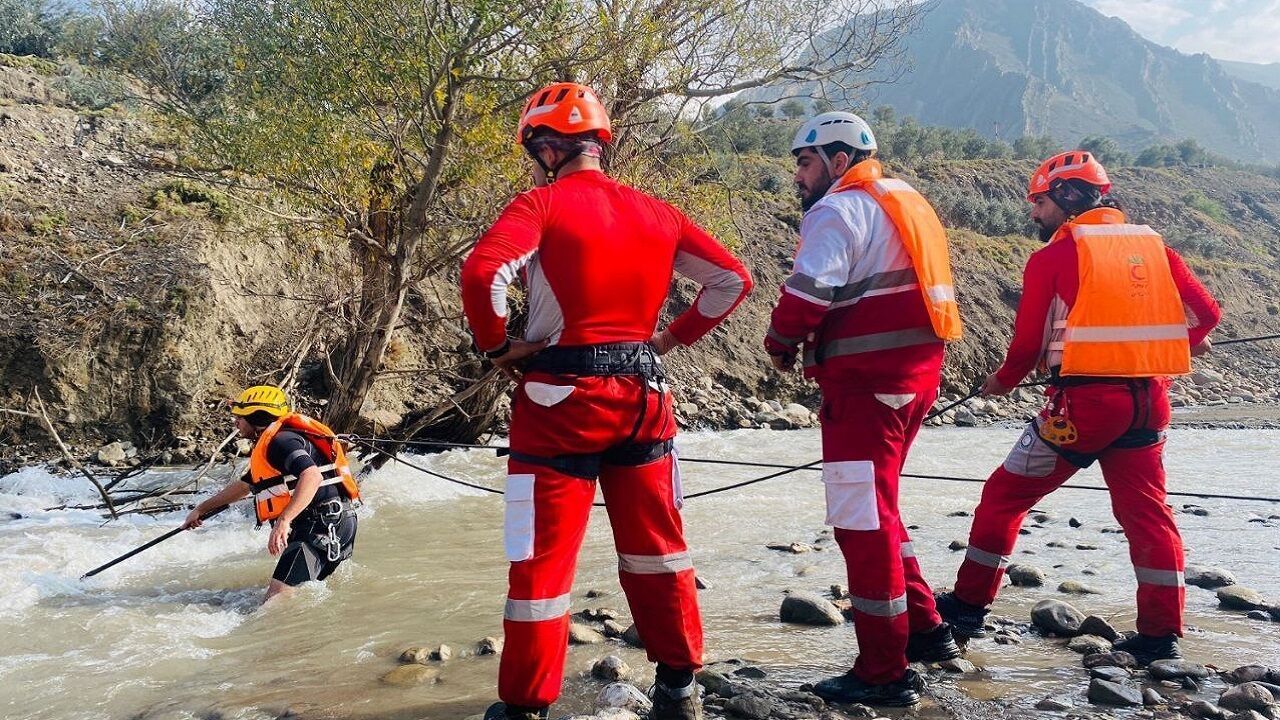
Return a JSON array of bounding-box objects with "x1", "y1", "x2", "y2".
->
[{"x1": 815, "y1": 146, "x2": 835, "y2": 179}]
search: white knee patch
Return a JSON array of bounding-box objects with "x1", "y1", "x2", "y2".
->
[
  {"x1": 503, "y1": 474, "x2": 536, "y2": 561},
  {"x1": 823, "y1": 460, "x2": 880, "y2": 531}
]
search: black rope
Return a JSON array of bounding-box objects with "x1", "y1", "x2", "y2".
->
[{"x1": 1215, "y1": 332, "x2": 1280, "y2": 346}]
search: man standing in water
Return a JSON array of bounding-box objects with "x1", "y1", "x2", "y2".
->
[
  {"x1": 461, "y1": 82, "x2": 751, "y2": 720},
  {"x1": 183, "y1": 385, "x2": 359, "y2": 601},
  {"x1": 764, "y1": 111, "x2": 964, "y2": 706},
  {"x1": 935, "y1": 152, "x2": 1221, "y2": 664}
]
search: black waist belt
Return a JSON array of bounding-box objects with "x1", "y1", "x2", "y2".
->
[
  {"x1": 504, "y1": 438, "x2": 675, "y2": 480},
  {"x1": 297, "y1": 497, "x2": 355, "y2": 524},
  {"x1": 1049, "y1": 372, "x2": 1155, "y2": 388},
  {"x1": 527, "y1": 342, "x2": 664, "y2": 378}
]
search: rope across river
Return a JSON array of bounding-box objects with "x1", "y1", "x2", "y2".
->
[{"x1": 79, "y1": 332, "x2": 1280, "y2": 578}]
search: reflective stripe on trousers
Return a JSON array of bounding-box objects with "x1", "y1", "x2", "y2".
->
[
  {"x1": 618, "y1": 551, "x2": 693, "y2": 575},
  {"x1": 504, "y1": 593, "x2": 572, "y2": 622}
]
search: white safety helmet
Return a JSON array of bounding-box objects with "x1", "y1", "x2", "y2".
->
[{"x1": 791, "y1": 111, "x2": 877, "y2": 176}]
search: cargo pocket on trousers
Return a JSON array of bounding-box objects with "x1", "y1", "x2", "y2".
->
[
  {"x1": 503, "y1": 474, "x2": 536, "y2": 561},
  {"x1": 874, "y1": 393, "x2": 916, "y2": 410},
  {"x1": 823, "y1": 460, "x2": 880, "y2": 531},
  {"x1": 1002, "y1": 420, "x2": 1058, "y2": 478}
]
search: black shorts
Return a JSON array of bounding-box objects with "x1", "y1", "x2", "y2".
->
[{"x1": 272, "y1": 514, "x2": 357, "y2": 586}]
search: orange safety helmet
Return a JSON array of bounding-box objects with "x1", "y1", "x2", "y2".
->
[
  {"x1": 516, "y1": 82, "x2": 612, "y2": 145},
  {"x1": 1027, "y1": 150, "x2": 1111, "y2": 201}
]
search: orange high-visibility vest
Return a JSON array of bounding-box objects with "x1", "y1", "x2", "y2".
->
[
  {"x1": 247, "y1": 413, "x2": 359, "y2": 524},
  {"x1": 830, "y1": 159, "x2": 963, "y2": 341},
  {"x1": 1051, "y1": 209, "x2": 1191, "y2": 377}
]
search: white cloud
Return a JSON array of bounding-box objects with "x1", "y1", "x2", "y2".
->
[{"x1": 1084, "y1": 0, "x2": 1280, "y2": 64}]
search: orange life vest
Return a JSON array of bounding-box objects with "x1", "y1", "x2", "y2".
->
[
  {"x1": 1050, "y1": 207, "x2": 1191, "y2": 377},
  {"x1": 247, "y1": 413, "x2": 359, "y2": 524},
  {"x1": 830, "y1": 159, "x2": 963, "y2": 341}
]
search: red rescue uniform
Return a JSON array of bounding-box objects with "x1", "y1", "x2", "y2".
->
[
  {"x1": 462, "y1": 169, "x2": 751, "y2": 709},
  {"x1": 953, "y1": 207, "x2": 1221, "y2": 637}
]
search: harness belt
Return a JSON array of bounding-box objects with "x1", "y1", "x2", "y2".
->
[
  {"x1": 526, "y1": 342, "x2": 665, "y2": 379},
  {"x1": 503, "y1": 438, "x2": 675, "y2": 480},
  {"x1": 1041, "y1": 375, "x2": 1164, "y2": 468}
]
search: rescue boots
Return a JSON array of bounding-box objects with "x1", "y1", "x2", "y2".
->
[
  {"x1": 905, "y1": 622, "x2": 963, "y2": 663},
  {"x1": 812, "y1": 668, "x2": 921, "y2": 707},
  {"x1": 1112, "y1": 633, "x2": 1182, "y2": 665},
  {"x1": 934, "y1": 591, "x2": 989, "y2": 639},
  {"x1": 483, "y1": 702, "x2": 548, "y2": 720},
  {"x1": 648, "y1": 671, "x2": 702, "y2": 720}
]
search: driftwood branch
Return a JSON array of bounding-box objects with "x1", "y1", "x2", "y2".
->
[{"x1": 28, "y1": 390, "x2": 119, "y2": 519}]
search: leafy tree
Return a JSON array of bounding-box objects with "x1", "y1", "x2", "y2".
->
[
  {"x1": 0, "y1": 0, "x2": 71, "y2": 57},
  {"x1": 1012, "y1": 134, "x2": 1060, "y2": 160},
  {"x1": 1078, "y1": 135, "x2": 1131, "y2": 166},
  {"x1": 781, "y1": 98, "x2": 807, "y2": 120}
]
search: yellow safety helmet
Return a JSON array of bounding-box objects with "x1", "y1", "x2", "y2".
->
[{"x1": 230, "y1": 385, "x2": 290, "y2": 418}]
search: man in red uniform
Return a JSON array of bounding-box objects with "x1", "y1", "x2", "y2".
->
[
  {"x1": 936, "y1": 151, "x2": 1222, "y2": 665},
  {"x1": 461, "y1": 82, "x2": 752, "y2": 720},
  {"x1": 765, "y1": 111, "x2": 964, "y2": 707}
]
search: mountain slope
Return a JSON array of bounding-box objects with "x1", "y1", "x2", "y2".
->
[
  {"x1": 1219, "y1": 59, "x2": 1280, "y2": 92},
  {"x1": 759, "y1": 0, "x2": 1280, "y2": 163}
]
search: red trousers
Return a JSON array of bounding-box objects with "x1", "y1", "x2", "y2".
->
[
  {"x1": 821, "y1": 388, "x2": 943, "y2": 685},
  {"x1": 954, "y1": 379, "x2": 1185, "y2": 636},
  {"x1": 498, "y1": 372, "x2": 702, "y2": 709}
]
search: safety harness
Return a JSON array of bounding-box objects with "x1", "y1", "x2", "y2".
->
[
  {"x1": 503, "y1": 342, "x2": 672, "y2": 479},
  {"x1": 1038, "y1": 374, "x2": 1164, "y2": 469}
]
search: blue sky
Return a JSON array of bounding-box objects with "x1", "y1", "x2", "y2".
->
[{"x1": 1082, "y1": 0, "x2": 1280, "y2": 64}]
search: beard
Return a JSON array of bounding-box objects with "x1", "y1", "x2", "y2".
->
[
  {"x1": 798, "y1": 176, "x2": 833, "y2": 211},
  {"x1": 1036, "y1": 221, "x2": 1058, "y2": 243}
]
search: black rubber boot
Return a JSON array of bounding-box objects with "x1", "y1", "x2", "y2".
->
[
  {"x1": 906, "y1": 622, "x2": 963, "y2": 663},
  {"x1": 812, "y1": 669, "x2": 921, "y2": 707},
  {"x1": 648, "y1": 677, "x2": 702, "y2": 720},
  {"x1": 934, "y1": 591, "x2": 990, "y2": 639},
  {"x1": 1112, "y1": 633, "x2": 1181, "y2": 665},
  {"x1": 483, "y1": 702, "x2": 549, "y2": 720}
]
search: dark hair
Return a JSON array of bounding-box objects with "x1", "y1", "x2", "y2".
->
[{"x1": 243, "y1": 410, "x2": 280, "y2": 428}]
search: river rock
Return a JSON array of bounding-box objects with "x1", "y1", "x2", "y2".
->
[
  {"x1": 780, "y1": 591, "x2": 845, "y2": 626},
  {"x1": 597, "y1": 683, "x2": 652, "y2": 714},
  {"x1": 1224, "y1": 666, "x2": 1278, "y2": 685},
  {"x1": 940, "y1": 658, "x2": 977, "y2": 673},
  {"x1": 1091, "y1": 665, "x2": 1132, "y2": 682},
  {"x1": 476, "y1": 636, "x2": 503, "y2": 655},
  {"x1": 766, "y1": 542, "x2": 813, "y2": 554},
  {"x1": 948, "y1": 539, "x2": 968, "y2": 551},
  {"x1": 580, "y1": 607, "x2": 623, "y2": 622},
  {"x1": 724, "y1": 692, "x2": 777, "y2": 719},
  {"x1": 1225, "y1": 712, "x2": 1269, "y2": 720},
  {"x1": 954, "y1": 408, "x2": 978, "y2": 427},
  {"x1": 1088, "y1": 678, "x2": 1142, "y2": 706},
  {"x1": 1149, "y1": 659, "x2": 1211, "y2": 680},
  {"x1": 96, "y1": 441, "x2": 128, "y2": 466},
  {"x1": 1219, "y1": 586, "x2": 1268, "y2": 611},
  {"x1": 1187, "y1": 566, "x2": 1237, "y2": 589},
  {"x1": 1187, "y1": 700, "x2": 1226, "y2": 719},
  {"x1": 621, "y1": 623, "x2": 644, "y2": 648},
  {"x1": 695, "y1": 575, "x2": 711, "y2": 590},
  {"x1": 592, "y1": 655, "x2": 632, "y2": 681},
  {"x1": 380, "y1": 664, "x2": 439, "y2": 686},
  {"x1": 1036, "y1": 697, "x2": 1073, "y2": 711},
  {"x1": 1084, "y1": 651, "x2": 1137, "y2": 669},
  {"x1": 429, "y1": 644, "x2": 452, "y2": 662},
  {"x1": 1192, "y1": 369, "x2": 1225, "y2": 386},
  {"x1": 1143, "y1": 688, "x2": 1166, "y2": 706},
  {"x1": 1079, "y1": 615, "x2": 1120, "y2": 641},
  {"x1": 591, "y1": 710, "x2": 641, "y2": 720},
  {"x1": 1220, "y1": 683, "x2": 1276, "y2": 712},
  {"x1": 1069, "y1": 635, "x2": 1114, "y2": 655},
  {"x1": 1008, "y1": 564, "x2": 1046, "y2": 587},
  {"x1": 569, "y1": 623, "x2": 607, "y2": 645},
  {"x1": 602, "y1": 620, "x2": 627, "y2": 638},
  {"x1": 1247, "y1": 610, "x2": 1272, "y2": 621},
  {"x1": 1031, "y1": 599, "x2": 1085, "y2": 636},
  {"x1": 1058, "y1": 580, "x2": 1102, "y2": 595},
  {"x1": 782, "y1": 403, "x2": 813, "y2": 428},
  {"x1": 677, "y1": 403, "x2": 700, "y2": 418},
  {"x1": 1069, "y1": 517, "x2": 1083, "y2": 528},
  {"x1": 398, "y1": 646, "x2": 431, "y2": 664}
]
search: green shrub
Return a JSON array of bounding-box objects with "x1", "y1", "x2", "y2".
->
[
  {"x1": 54, "y1": 65, "x2": 130, "y2": 111},
  {"x1": 147, "y1": 179, "x2": 232, "y2": 222},
  {"x1": 1181, "y1": 190, "x2": 1227, "y2": 223}
]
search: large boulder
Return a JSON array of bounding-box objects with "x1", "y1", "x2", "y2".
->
[
  {"x1": 780, "y1": 591, "x2": 845, "y2": 626},
  {"x1": 1186, "y1": 565, "x2": 1237, "y2": 589},
  {"x1": 1218, "y1": 586, "x2": 1268, "y2": 611},
  {"x1": 1148, "y1": 659, "x2": 1211, "y2": 680},
  {"x1": 1088, "y1": 678, "x2": 1142, "y2": 707},
  {"x1": 1031, "y1": 599, "x2": 1085, "y2": 636},
  {"x1": 1219, "y1": 683, "x2": 1276, "y2": 713}
]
